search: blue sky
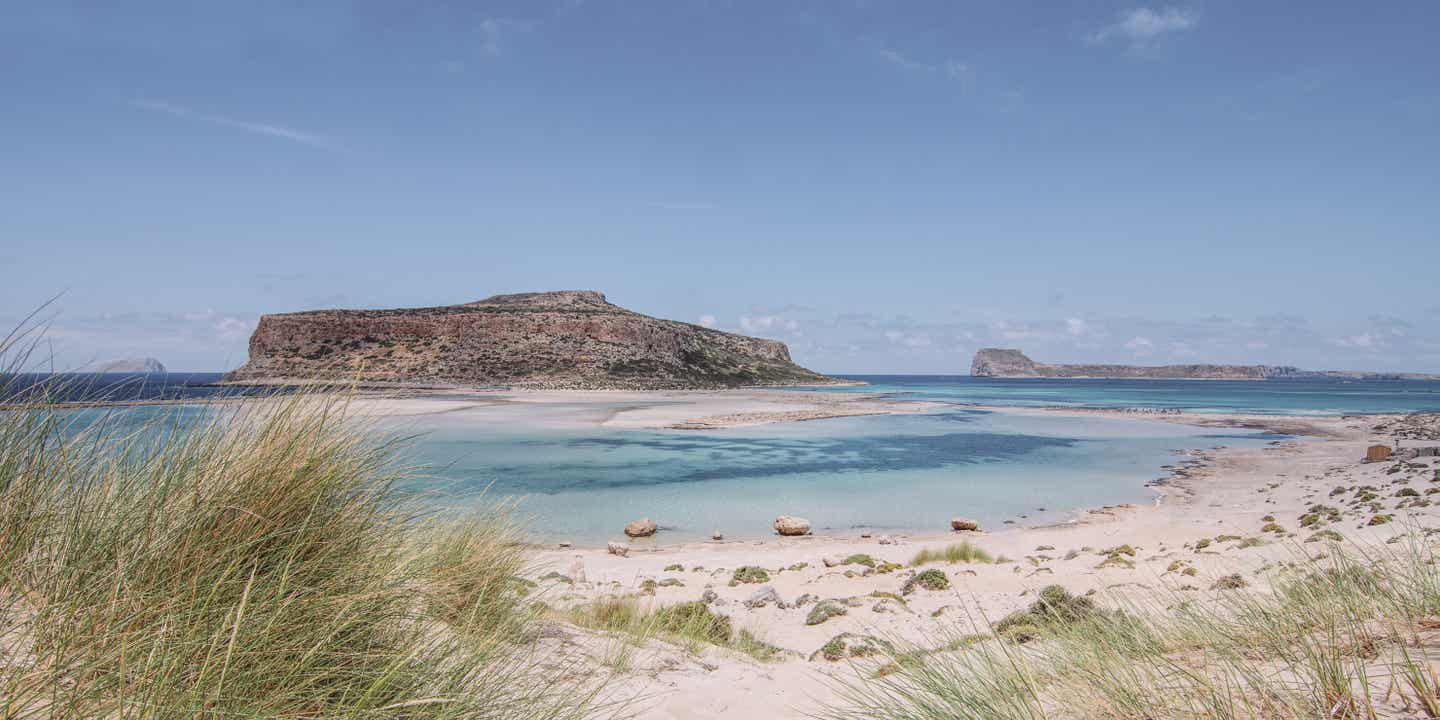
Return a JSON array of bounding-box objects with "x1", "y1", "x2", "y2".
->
[{"x1": 3, "y1": 1, "x2": 1437, "y2": 373}]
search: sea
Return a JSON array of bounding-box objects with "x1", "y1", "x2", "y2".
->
[{"x1": 13, "y1": 373, "x2": 1440, "y2": 544}]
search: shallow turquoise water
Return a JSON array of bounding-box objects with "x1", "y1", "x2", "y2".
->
[
  {"x1": 397, "y1": 406, "x2": 1283, "y2": 544},
  {"x1": 52, "y1": 373, "x2": 1437, "y2": 545}
]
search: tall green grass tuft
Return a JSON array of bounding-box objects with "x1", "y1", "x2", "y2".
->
[
  {"x1": 828, "y1": 536, "x2": 1440, "y2": 720},
  {"x1": 0, "y1": 336, "x2": 599, "y2": 718},
  {"x1": 910, "y1": 541, "x2": 993, "y2": 566}
]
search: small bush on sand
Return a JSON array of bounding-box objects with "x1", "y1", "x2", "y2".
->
[
  {"x1": 1210, "y1": 573, "x2": 1249, "y2": 590},
  {"x1": 807, "y1": 601, "x2": 849, "y2": 626},
  {"x1": 730, "y1": 566, "x2": 771, "y2": 585},
  {"x1": 911, "y1": 542, "x2": 993, "y2": 566},
  {"x1": 1307, "y1": 528, "x2": 1345, "y2": 543},
  {"x1": 993, "y1": 585, "x2": 1101, "y2": 643},
  {"x1": 902, "y1": 569, "x2": 951, "y2": 595}
]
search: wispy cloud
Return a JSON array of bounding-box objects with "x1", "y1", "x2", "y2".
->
[
  {"x1": 130, "y1": 99, "x2": 341, "y2": 152},
  {"x1": 878, "y1": 48, "x2": 932, "y2": 72},
  {"x1": 480, "y1": 18, "x2": 503, "y2": 55},
  {"x1": 1089, "y1": 7, "x2": 1199, "y2": 46},
  {"x1": 479, "y1": 17, "x2": 533, "y2": 56},
  {"x1": 877, "y1": 47, "x2": 973, "y2": 85}
]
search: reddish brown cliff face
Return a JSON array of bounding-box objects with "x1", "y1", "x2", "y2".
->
[{"x1": 225, "y1": 291, "x2": 834, "y2": 389}]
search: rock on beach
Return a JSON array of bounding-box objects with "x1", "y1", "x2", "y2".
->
[{"x1": 773, "y1": 515, "x2": 812, "y2": 536}]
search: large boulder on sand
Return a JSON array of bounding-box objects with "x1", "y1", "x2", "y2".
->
[
  {"x1": 606, "y1": 541, "x2": 629, "y2": 557},
  {"x1": 951, "y1": 517, "x2": 980, "y2": 532},
  {"x1": 1364, "y1": 445, "x2": 1393, "y2": 463},
  {"x1": 774, "y1": 515, "x2": 812, "y2": 536},
  {"x1": 624, "y1": 518, "x2": 657, "y2": 537}
]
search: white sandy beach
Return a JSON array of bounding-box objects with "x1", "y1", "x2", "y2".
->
[
  {"x1": 467, "y1": 395, "x2": 1438, "y2": 720},
  {"x1": 344, "y1": 387, "x2": 939, "y2": 430}
]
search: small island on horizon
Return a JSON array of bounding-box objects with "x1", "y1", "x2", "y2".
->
[{"x1": 971, "y1": 347, "x2": 1440, "y2": 381}]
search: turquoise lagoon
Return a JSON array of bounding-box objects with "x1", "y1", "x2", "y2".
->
[
  {"x1": 398, "y1": 404, "x2": 1277, "y2": 544},
  {"x1": 400, "y1": 376, "x2": 1440, "y2": 544},
  {"x1": 50, "y1": 375, "x2": 1440, "y2": 545}
]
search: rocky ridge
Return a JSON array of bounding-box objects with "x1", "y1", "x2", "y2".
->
[
  {"x1": 970, "y1": 348, "x2": 1269, "y2": 380},
  {"x1": 971, "y1": 348, "x2": 1440, "y2": 381},
  {"x1": 224, "y1": 290, "x2": 838, "y2": 389}
]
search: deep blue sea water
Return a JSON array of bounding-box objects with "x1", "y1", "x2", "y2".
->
[
  {"x1": 2, "y1": 372, "x2": 234, "y2": 404},
  {"x1": 816, "y1": 375, "x2": 1440, "y2": 416}
]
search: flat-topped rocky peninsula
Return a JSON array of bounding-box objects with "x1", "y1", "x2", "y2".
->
[{"x1": 224, "y1": 290, "x2": 845, "y2": 390}]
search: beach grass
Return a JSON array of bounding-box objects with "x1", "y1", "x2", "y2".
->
[
  {"x1": 0, "y1": 346, "x2": 601, "y2": 718},
  {"x1": 910, "y1": 541, "x2": 994, "y2": 566},
  {"x1": 566, "y1": 595, "x2": 784, "y2": 662},
  {"x1": 827, "y1": 536, "x2": 1440, "y2": 720}
]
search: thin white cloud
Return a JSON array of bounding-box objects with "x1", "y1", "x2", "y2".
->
[
  {"x1": 1089, "y1": 7, "x2": 1199, "y2": 45},
  {"x1": 877, "y1": 48, "x2": 974, "y2": 84},
  {"x1": 878, "y1": 48, "x2": 931, "y2": 72},
  {"x1": 740, "y1": 315, "x2": 799, "y2": 334},
  {"x1": 1124, "y1": 336, "x2": 1155, "y2": 356},
  {"x1": 698, "y1": 314, "x2": 717, "y2": 328},
  {"x1": 131, "y1": 99, "x2": 341, "y2": 152},
  {"x1": 480, "y1": 18, "x2": 503, "y2": 55}
]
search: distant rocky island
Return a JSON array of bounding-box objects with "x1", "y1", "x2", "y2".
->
[
  {"x1": 971, "y1": 348, "x2": 1440, "y2": 381},
  {"x1": 82, "y1": 357, "x2": 167, "y2": 374},
  {"x1": 224, "y1": 291, "x2": 839, "y2": 389}
]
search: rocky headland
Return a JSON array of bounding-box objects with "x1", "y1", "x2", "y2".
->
[
  {"x1": 224, "y1": 291, "x2": 840, "y2": 389},
  {"x1": 971, "y1": 348, "x2": 1440, "y2": 380}
]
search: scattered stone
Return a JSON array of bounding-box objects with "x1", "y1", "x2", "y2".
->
[
  {"x1": 877, "y1": 535, "x2": 896, "y2": 545},
  {"x1": 774, "y1": 515, "x2": 812, "y2": 536},
  {"x1": 822, "y1": 555, "x2": 845, "y2": 568},
  {"x1": 1364, "y1": 445, "x2": 1393, "y2": 463},
  {"x1": 557, "y1": 541, "x2": 572, "y2": 549},
  {"x1": 951, "y1": 517, "x2": 980, "y2": 532},
  {"x1": 711, "y1": 531, "x2": 724, "y2": 541},
  {"x1": 792, "y1": 593, "x2": 817, "y2": 607},
  {"x1": 872, "y1": 599, "x2": 902, "y2": 614},
  {"x1": 606, "y1": 541, "x2": 629, "y2": 557},
  {"x1": 623, "y1": 518, "x2": 657, "y2": 538},
  {"x1": 701, "y1": 588, "x2": 719, "y2": 604},
  {"x1": 744, "y1": 586, "x2": 785, "y2": 609}
]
